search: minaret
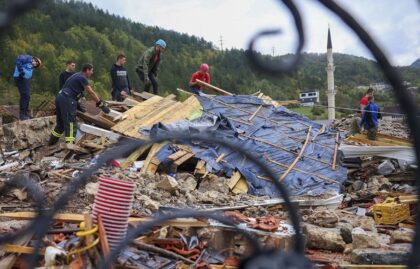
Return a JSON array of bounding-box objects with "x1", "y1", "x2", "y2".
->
[{"x1": 326, "y1": 27, "x2": 335, "y2": 121}]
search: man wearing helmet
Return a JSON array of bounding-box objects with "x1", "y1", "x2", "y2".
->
[
  {"x1": 136, "y1": 39, "x2": 166, "y2": 95},
  {"x1": 13, "y1": 54, "x2": 42, "y2": 120},
  {"x1": 189, "y1": 63, "x2": 211, "y2": 95}
]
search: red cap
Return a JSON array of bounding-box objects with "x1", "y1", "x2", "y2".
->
[{"x1": 200, "y1": 63, "x2": 209, "y2": 73}]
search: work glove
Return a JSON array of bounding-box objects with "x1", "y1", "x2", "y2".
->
[{"x1": 96, "y1": 100, "x2": 110, "y2": 114}]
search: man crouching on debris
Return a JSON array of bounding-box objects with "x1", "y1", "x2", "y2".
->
[
  {"x1": 49, "y1": 63, "x2": 110, "y2": 145},
  {"x1": 189, "y1": 63, "x2": 210, "y2": 95},
  {"x1": 136, "y1": 39, "x2": 166, "y2": 95},
  {"x1": 360, "y1": 96, "x2": 382, "y2": 140}
]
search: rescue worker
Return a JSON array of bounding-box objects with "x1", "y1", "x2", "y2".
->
[
  {"x1": 360, "y1": 87, "x2": 374, "y2": 111},
  {"x1": 13, "y1": 54, "x2": 42, "y2": 120},
  {"x1": 136, "y1": 39, "x2": 166, "y2": 95},
  {"x1": 49, "y1": 63, "x2": 110, "y2": 145},
  {"x1": 110, "y1": 54, "x2": 131, "y2": 101},
  {"x1": 189, "y1": 63, "x2": 210, "y2": 95},
  {"x1": 360, "y1": 96, "x2": 382, "y2": 140},
  {"x1": 58, "y1": 61, "x2": 86, "y2": 112}
]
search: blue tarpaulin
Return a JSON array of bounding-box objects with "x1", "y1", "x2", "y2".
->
[{"x1": 143, "y1": 95, "x2": 347, "y2": 198}]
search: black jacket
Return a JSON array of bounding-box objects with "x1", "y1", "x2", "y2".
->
[
  {"x1": 59, "y1": 71, "x2": 75, "y2": 90},
  {"x1": 110, "y1": 64, "x2": 131, "y2": 91}
]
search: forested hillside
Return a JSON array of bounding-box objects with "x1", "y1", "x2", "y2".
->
[{"x1": 0, "y1": 0, "x2": 418, "y2": 109}]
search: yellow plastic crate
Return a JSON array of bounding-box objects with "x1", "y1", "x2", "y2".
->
[{"x1": 373, "y1": 197, "x2": 410, "y2": 225}]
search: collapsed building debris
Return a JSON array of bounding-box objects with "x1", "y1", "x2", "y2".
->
[{"x1": 0, "y1": 84, "x2": 417, "y2": 268}]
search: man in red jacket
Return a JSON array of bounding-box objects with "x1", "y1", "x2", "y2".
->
[
  {"x1": 189, "y1": 63, "x2": 210, "y2": 95},
  {"x1": 360, "y1": 87, "x2": 374, "y2": 111}
]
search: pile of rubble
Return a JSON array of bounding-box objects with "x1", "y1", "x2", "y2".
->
[
  {"x1": 334, "y1": 114, "x2": 410, "y2": 138},
  {"x1": 0, "y1": 86, "x2": 417, "y2": 268}
]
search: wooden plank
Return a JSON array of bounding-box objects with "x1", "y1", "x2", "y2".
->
[
  {"x1": 0, "y1": 212, "x2": 209, "y2": 227},
  {"x1": 119, "y1": 144, "x2": 151, "y2": 169},
  {"x1": 279, "y1": 126, "x2": 312, "y2": 182},
  {"x1": 131, "y1": 91, "x2": 156, "y2": 100},
  {"x1": 140, "y1": 143, "x2": 167, "y2": 175},
  {"x1": 76, "y1": 111, "x2": 115, "y2": 129},
  {"x1": 0, "y1": 232, "x2": 33, "y2": 269},
  {"x1": 227, "y1": 171, "x2": 242, "y2": 189},
  {"x1": 173, "y1": 153, "x2": 194, "y2": 166},
  {"x1": 248, "y1": 105, "x2": 263, "y2": 122},
  {"x1": 123, "y1": 98, "x2": 141, "y2": 107},
  {"x1": 194, "y1": 160, "x2": 207, "y2": 175},
  {"x1": 195, "y1": 79, "x2": 233, "y2": 96},
  {"x1": 97, "y1": 215, "x2": 110, "y2": 257},
  {"x1": 332, "y1": 132, "x2": 340, "y2": 170},
  {"x1": 346, "y1": 133, "x2": 412, "y2": 147},
  {"x1": 167, "y1": 150, "x2": 189, "y2": 161},
  {"x1": 4, "y1": 245, "x2": 45, "y2": 255},
  {"x1": 80, "y1": 124, "x2": 121, "y2": 141}
]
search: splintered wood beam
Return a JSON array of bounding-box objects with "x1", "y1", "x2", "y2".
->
[
  {"x1": 248, "y1": 105, "x2": 263, "y2": 122},
  {"x1": 264, "y1": 154, "x2": 338, "y2": 184},
  {"x1": 195, "y1": 79, "x2": 233, "y2": 96},
  {"x1": 279, "y1": 126, "x2": 312, "y2": 182},
  {"x1": 173, "y1": 153, "x2": 194, "y2": 166},
  {"x1": 120, "y1": 144, "x2": 151, "y2": 169},
  {"x1": 332, "y1": 132, "x2": 340, "y2": 170},
  {"x1": 140, "y1": 142, "x2": 167, "y2": 175}
]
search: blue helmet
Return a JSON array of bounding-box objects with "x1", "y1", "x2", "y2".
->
[{"x1": 155, "y1": 39, "x2": 167, "y2": 49}]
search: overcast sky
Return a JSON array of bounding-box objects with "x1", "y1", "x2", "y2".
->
[{"x1": 83, "y1": 0, "x2": 419, "y2": 66}]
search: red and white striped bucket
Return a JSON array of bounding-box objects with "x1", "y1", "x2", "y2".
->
[{"x1": 92, "y1": 176, "x2": 134, "y2": 251}]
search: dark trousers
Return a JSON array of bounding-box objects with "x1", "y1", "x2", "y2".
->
[
  {"x1": 15, "y1": 77, "x2": 30, "y2": 120},
  {"x1": 136, "y1": 70, "x2": 158, "y2": 95},
  {"x1": 189, "y1": 86, "x2": 201, "y2": 95},
  {"x1": 51, "y1": 94, "x2": 77, "y2": 144},
  {"x1": 366, "y1": 126, "x2": 378, "y2": 140},
  {"x1": 111, "y1": 88, "x2": 130, "y2": 101}
]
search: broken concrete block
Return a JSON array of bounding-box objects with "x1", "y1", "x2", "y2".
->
[
  {"x1": 180, "y1": 176, "x2": 197, "y2": 192},
  {"x1": 351, "y1": 227, "x2": 381, "y2": 249},
  {"x1": 157, "y1": 175, "x2": 179, "y2": 193},
  {"x1": 138, "y1": 195, "x2": 160, "y2": 212},
  {"x1": 390, "y1": 228, "x2": 414, "y2": 243},
  {"x1": 199, "y1": 174, "x2": 228, "y2": 194},
  {"x1": 337, "y1": 222, "x2": 353, "y2": 244},
  {"x1": 307, "y1": 208, "x2": 339, "y2": 228},
  {"x1": 341, "y1": 215, "x2": 376, "y2": 232},
  {"x1": 351, "y1": 244, "x2": 411, "y2": 264},
  {"x1": 377, "y1": 160, "x2": 395, "y2": 175},
  {"x1": 303, "y1": 224, "x2": 346, "y2": 252}
]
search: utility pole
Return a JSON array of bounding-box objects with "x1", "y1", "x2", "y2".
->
[
  {"x1": 219, "y1": 35, "x2": 224, "y2": 52},
  {"x1": 271, "y1": 46, "x2": 275, "y2": 57}
]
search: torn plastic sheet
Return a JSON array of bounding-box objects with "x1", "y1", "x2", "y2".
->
[{"x1": 143, "y1": 95, "x2": 347, "y2": 197}]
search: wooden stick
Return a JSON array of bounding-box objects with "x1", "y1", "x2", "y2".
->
[
  {"x1": 84, "y1": 214, "x2": 96, "y2": 259},
  {"x1": 3, "y1": 245, "x2": 45, "y2": 255},
  {"x1": 279, "y1": 127, "x2": 312, "y2": 182},
  {"x1": 132, "y1": 241, "x2": 194, "y2": 264},
  {"x1": 120, "y1": 144, "x2": 151, "y2": 169},
  {"x1": 248, "y1": 105, "x2": 263, "y2": 122},
  {"x1": 239, "y1": 134, "x2": 330, "y2": 166},
  {"x1": 195, "y1": 79, "x2": 233, "y2": 96},
  {"x1": 97, "y1": 215, "x2": 110, "y2": 257},
  {"x1": 215, "y1": 153, "x2": 225, "y2": 163},
  {"x1": 264, "y1": 154, "x2": 338, "y2": 184},
  {"x1": 332, "y1": 132, "x2": 340, "y2": 170}
]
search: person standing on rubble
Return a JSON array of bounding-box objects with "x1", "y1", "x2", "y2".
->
[
  {"x1": 49, "y1": 63, "x2": 110, "y2": 145},
  {"x1": 110, "y1": 54, "x2": 131, "y2": 101},
  {"x1": 13, "y1": 54, "x2": 42, "y2": 120},
  {"x1": 360, "y1": 96, "x2": 382, "y2": 140},
  {"x1": 189, "y1": 63, "x2": 211, "y2": 95},
  {"x1": 59, "y1": 60, "x2": 86, "y2": 112},
  {"x1": 135, "y1": 39, "x2": 166, "y2": 95},
  {"x1": 360, "y1": 87, "x2": 374, "y2": 111}
]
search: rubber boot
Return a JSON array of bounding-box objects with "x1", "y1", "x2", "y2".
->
[{"x1": 48, "y1": 134, "x2": 60, "y2": 146}]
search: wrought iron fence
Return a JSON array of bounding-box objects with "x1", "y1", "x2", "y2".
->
[{"x1": 0, "y1": 0, "x2": 419, "y2": 268}]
